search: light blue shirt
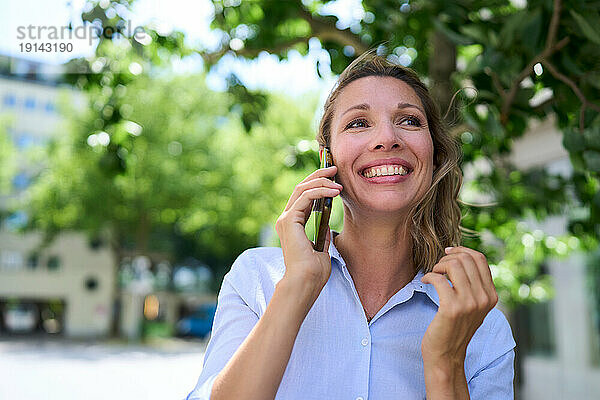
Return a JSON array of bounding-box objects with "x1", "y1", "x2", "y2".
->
[{"x1": 187, "y1": 234, "x2": 516, "y2": 399}]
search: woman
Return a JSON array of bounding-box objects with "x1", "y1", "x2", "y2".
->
[{"x1": 187, "y1": 52, "x2": 515, "y2": 399}]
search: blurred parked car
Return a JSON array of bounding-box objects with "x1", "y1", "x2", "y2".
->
[
  {"x1": 4, "y1": 304, "x2": 38, "y2": 333},
  {"x1": 176, "y1": 303, "x2": 217, "y2": 338}
]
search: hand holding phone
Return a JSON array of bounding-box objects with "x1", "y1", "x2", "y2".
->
[
  {"x1": 312, "y1": 147, "x2": 335, "y2": 252},
  {"x1": 275, "y1": 147, "x2": 340, "y2": 288}
]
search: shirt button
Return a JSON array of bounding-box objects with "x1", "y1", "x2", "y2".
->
[
  {"x1": 356, "y1": 397, "x2": 364, "y2": 400},
  {"x1": 361, "y1": 338, "x2": 369, "y2": 346}
]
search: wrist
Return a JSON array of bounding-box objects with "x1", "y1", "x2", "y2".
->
[
  {"x1": 276, "y1": 274, "x2": 325, "y2": 314},
  {"x1": 423, "y1": 356, "x2": 469, "y2": 400},
  {"x1": 423, "y1": 356, "x2": 464, "y2": 379}
]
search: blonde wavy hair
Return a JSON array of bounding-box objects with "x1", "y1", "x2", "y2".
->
[{"x1": 316, "y1": 50, "x2": 463, "y2": 274}]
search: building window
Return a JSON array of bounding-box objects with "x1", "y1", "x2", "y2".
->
[
  {"x1": 514, "y1": 264, "x2": 557, "y2": 357},
  {"x1": 24, "y1": 97, "x2": 36, "y2": 110},
  {"x1": 27, "y1": 253, "x2": 39, "y2": 269},
  {"x1": 85, "y1": 276, "x2": 99, "y2": 291},
  {"x1": 3, "y1": 93, "x2": 16, "y2": 107},
  {"x1": 47, "y1": 256, "x2": 61, "y2": 271},
  {"x1": 0, "y1": 250, "x2": 24, "y2": 271},
  {"x1": 45, "y1": 101, "x2": 56, "y2": 113},
  {"x1": 515, "y1": 301, "x2": 556, "y2": 357}
]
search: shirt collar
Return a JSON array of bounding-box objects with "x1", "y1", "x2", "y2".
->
[
  {"x1": 327, "y1": 229, "x2": 345, "y2": 267},
  {"x1": 328, "y1": 229, "x2": 440, "y2": 307}
]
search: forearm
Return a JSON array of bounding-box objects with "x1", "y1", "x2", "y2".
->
[
  {"x1": 423, "y1": 357, "x2": 470, "y2": 400},
  {"x1": 211, "y1": 275, "x2": 323, "y2": 400}
]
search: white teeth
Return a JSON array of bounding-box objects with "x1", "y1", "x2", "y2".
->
[{"x1": 363, "y1": 165, "x2": 409, "y2": 178}]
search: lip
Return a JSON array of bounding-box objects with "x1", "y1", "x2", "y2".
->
[{"x1": 358, "y1": 158, "x2": 414, "y2": 176}]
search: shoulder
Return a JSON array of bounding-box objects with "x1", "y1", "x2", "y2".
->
[
  {"x1": 222, "y1": 247, "x2": 286, "y2": 313},
  {"x1": 227, "y1": 247, "x2": 285, "y2": 284}
]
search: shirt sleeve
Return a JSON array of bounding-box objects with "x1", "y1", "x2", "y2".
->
[
  {"x1": 185, "y1": 271, "x2": 260, "y2": 399},
  {"x1": 467, "y1": 310, "x2": 516, "y2": 399}
]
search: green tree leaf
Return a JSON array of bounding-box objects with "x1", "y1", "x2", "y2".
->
[{"x1": 570, "y1": 10, "x2": 600, "y2": 45}]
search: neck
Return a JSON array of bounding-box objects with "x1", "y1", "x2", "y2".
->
[{"x1": 334, "y1": 206, "x2": 416, "y2": 299}]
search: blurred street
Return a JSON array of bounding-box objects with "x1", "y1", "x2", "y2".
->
[{"x1": 0, "y1": 337, "x2": 208, "y2": 400}]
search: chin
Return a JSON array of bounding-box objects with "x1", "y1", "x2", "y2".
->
[{"x1": 361, "y1": 198, "x2": 414, "y2": 214}]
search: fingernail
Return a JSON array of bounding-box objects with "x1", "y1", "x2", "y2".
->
[{"x1": 444, "y1": 246, "x2": 453, "y2": 253}]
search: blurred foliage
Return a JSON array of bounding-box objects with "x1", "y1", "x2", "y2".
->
[
  {"x1": 18, "y1": 2, "x2": 325, "y2": 282},
  {"x1": 25, "y1": 71, "x2": 321, "y2": 278},
  {"x1": 201, "y1": 0, "x2": 600, "y2": 307}
]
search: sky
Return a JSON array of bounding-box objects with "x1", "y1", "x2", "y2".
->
[{"x1": 0, "y1": 0, "x2": 365, "y2": 95}]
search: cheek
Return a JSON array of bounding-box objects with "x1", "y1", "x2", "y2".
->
[
  {"x1": 331, "y1": 140, "x2": 361, "y2": 175},
  {"x1": 413, "y1": 134, "x2": 434, "y2": 166}
]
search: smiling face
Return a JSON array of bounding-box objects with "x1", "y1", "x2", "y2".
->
[{"x1": 328, "y1": 76, "x2": 435, "y2": 217}]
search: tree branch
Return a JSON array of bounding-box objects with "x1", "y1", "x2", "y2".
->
[
  {"x1": 545, "y1": 0, "x2": 562, "y2": 51},
  {"x1": 498, "y1": 36, "x2": 569, "y2": 124},
  {"x1": 489, "y1": 69, "x2": 506, "y2": 100},
  {"x1": 494, "y1": 0, "x2": 570, "y2": 125},
  {"x1": 541, "y1": 59, "x2": 600, "y2": 131},
  {"x1": 198, "y1": 37, "x2": 309, "y2": 66},
  {"x1": 200, "y1": 1, "x2": 367, "y2": 68},
  {"x1": 297, "y1": 4, "x2": 368, "y2": 53},
  {"x1": 240, "y1": 37, "x2": 310, "y2": 58}
]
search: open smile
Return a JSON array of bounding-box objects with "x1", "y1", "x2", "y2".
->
[
  {"x1": 358, "y1": 159, "x2": 414, "y2": 184},
  {"x1": 359, "y1": 167, "x2": 413, "y2": 183}
]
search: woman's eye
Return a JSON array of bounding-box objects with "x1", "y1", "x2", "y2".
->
[
  {"x1": 398, "y1": 115, "x2": 422, "y2": 127},
  {"x1": 345, "y1": 118, "x2": 369, "y2": 129}
]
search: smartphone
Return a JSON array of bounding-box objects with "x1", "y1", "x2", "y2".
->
[{"x1": 312, "y1": 147, "x2": 335, "y2": 252}]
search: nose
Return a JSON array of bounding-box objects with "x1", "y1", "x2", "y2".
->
[{"x1": 370, "y1": 121, "x2": 403, "y2": 151}]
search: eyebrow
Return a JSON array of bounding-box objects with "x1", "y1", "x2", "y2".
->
[{"x1": 341, "y1": 102, "x2": 425, "y2": 117}]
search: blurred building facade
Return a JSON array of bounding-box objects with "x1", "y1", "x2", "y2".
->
[
  {"x1": 0, "y1": 231, "x2": 115, "y2": 336},
  {"x1": 508, "y1": 116, "x2": 600, "y2": 399},
  {"x1": 0, "y1": 56, "x2": 116, "y2": 337}
]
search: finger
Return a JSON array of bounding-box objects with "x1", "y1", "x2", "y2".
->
[
  {"x1": 442, "y1": 253, "x2": 493, "y2": 311},
  {"x1": 298, "y1": 165, "x2": 337, "y2": 185},
  {"x1": 284, "y1": 177, "x2": 343, "y2": 212},
  {"x1": 421, "y1": 272, "x2": 454, "y2": 305},
  {"x1": 439, "y1": 252, "x2": 484, "y2": 292},
  {"x1": 445, "y1": 246, "x2": 495, "y2": 293},
  {"x1": 443, "y1": 248, "x2": 497, "y2": 308},
  {"x1": 432, "y1": 259, "x2": 471, "y2": 296},
  {"x1": 289, "y1": 187, "x2": 341, "y2": 217}
]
